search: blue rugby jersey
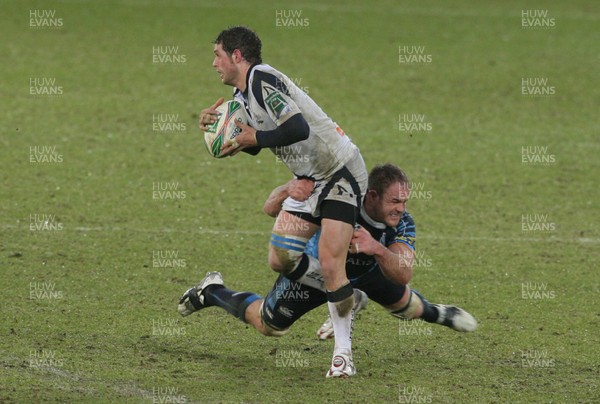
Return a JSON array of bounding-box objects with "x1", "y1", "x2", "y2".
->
[{"x1": 305, "y1": 209, "x2": 416, "y2": 279}]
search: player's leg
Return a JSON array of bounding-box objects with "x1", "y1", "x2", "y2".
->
[
  {"x1": 242, "y1": 299, "x2": 274, "y2": 335},
  {"x1": 318, "y1": 157, "x2": 367, "y2": 377},
  {"x1": 319, "y1": 208, "x2": 359, "y2": 378},
  {"x1": 387, "y1": 286, "x2": 477, "y2": 332},
  {"x1": 316, "y1": 267, "x2": 396, "y2": 341},
  {"x1": 255, "y1": 274, "x2": 327, "y2": 336},
  {"x1": 317, "y1": 288, "x2": 368, "y2": 340},
  {"x1": 178, "y1": 271, "x2": 284, "y2": 336},
  {"x1": 178, "y1": 272, "x2": 328, "y2": 337},
  {"x1": 178, "y1": 271, "x2": 261, "y2": 323},
  {"x1": 268, "y1": 210, "x2": 325, "y2": 290},
  {"x1": 348, "y1": 263, "x2": 477, "y2": 331},
  {"x1": 318, "y1": 216, "x2": 355, "y2": 337},
  {"x1": 320, "y1": 268, "x2": 477, "y2": 338}
]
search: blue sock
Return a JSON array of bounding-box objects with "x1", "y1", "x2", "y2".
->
[{"x1": 204, "y1": 285, "x2": 261, "y2": 322}]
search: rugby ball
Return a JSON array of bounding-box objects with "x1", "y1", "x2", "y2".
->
[{"x1": 203, "y1": 100, "x2": 248, "y2": 158}]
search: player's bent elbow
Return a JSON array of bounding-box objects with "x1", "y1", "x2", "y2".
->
[
  {"x1": 296, "y1": 118, "x2": 310, "y2": 141},
  {"x1": 399, "y1": 266, "x2": 414, "y2": 285},
  {"x1": 284, "y1": 114, "x2": 310, "y2": 143},
  {"x1": 400, "y1": 270, "x2": 413, "y2": 286}
]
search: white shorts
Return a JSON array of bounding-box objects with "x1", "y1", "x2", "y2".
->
[{"x1": 282, "y1": 149, "x2": 367, "y2": 218}]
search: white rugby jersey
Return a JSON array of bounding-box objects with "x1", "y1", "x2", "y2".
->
[{"x1": 233, "y1": 64, "x2": 359, "y2": 180}]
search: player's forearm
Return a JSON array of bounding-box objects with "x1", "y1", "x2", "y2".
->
[
  {"x1": 263, "y1": 184, "x2": 290, "y2": 217},
  {"x1": 373, "y1": 244, "x2": 413, "y2": 285},
  {"x1": 255, "y1": 114, "x2": 309, "y2": 148}
]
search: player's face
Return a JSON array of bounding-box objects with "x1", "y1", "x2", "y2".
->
[
  {"x1": 370, "y1": 182, "x2": 410, "y2": 227},
  {"x1": 212, "y1": 43, "x2": 238, "y2": 86}
]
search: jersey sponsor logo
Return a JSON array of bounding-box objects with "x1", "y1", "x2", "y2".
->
[{"x1": 264, "y1": 85, "x2": 290, "y2": 119}]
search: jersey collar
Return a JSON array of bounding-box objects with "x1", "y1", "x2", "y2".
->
[
  {"x1": 360, "y1": 204, "x2": 386, "y2": 230},
  {"x1": 239, "y1": 62, "x2": 259, "y2": 97}
]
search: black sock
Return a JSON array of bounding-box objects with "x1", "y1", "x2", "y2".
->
[
  {"x1": 420, "y1": 301, "x2": 439, "y2": 323},
  {"x1": 412, "y1": 290, "x2": 439, "y2": 323},
  {"x1": 204, "y1": 285, "x2": 261, "y2": 322}
]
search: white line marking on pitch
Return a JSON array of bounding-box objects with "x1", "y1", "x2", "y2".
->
[{"x1": 3, "y1": 224, "x2": 597, "y2": 244}]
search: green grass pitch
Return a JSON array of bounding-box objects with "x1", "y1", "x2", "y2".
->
[{"x1": 1, "y1": 0, "x2": 598, "y2": 402}]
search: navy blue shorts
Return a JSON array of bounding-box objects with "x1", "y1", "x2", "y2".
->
[
  {"x1": 261, "y1": 267, "x2": 406, "y2": 330},
  {"x1": 349, "y1": 267, "x2": 407, "y2": 307},
  {"x1": 261, "y1": 275, "x2": 327, "y2": 331}
]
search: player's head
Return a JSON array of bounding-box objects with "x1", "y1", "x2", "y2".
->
[
  {"x1": 214, "y1": 26, "x2": 262, "y2": 63},
  {"x1": 212, "y1": 26, "x2": 262, "y2": 86},
  {"x1": 365, "y1": 164, "x2": 410, "y2": 227}
]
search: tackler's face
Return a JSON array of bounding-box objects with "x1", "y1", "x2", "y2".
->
[
  {"x1": 369, "y1": 182, "x2": 410, "y2": 228},
  {"x1": 212, "y1": 43, "x2": 239, "y2": 86}
]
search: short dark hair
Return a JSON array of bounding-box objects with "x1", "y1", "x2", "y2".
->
[
  {"x1": 214, "y1": 26, "x2": 262, "y2": 64},
  {"x1": 368, "y1": 163, "x2": 410, "y2": 196}
]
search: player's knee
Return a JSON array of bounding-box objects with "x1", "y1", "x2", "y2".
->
[
  {"x1": 259, "y1": 304, "x2": 290, "y2": 337},
  {"x1": 389, "y1": 290, "x2": 423, "y2": 320},
  {"x1": 268, "y1": 246, "x2": 294, "y2": 273},
  {"x1": 268, "y1": 233, "x2": 307, "y2": 274}
]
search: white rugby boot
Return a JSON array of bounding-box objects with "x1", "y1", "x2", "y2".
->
[
  {"x1": 177, "y1": 271, "x2": 224, "y2": 316},
  {"x1": 432, "y1": 304, "x2": 478, "y2": 332},
  {"x1": 326, "y1": 353, "x2": 356, "y2": 378}
]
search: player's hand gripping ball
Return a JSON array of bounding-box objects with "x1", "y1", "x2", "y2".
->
[{"x1": 203, "y1": 100, "x2": 248, "y2": 158}]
